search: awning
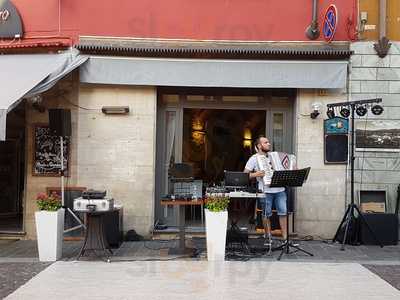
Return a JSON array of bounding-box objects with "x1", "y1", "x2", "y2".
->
[
  {"x1": 76, "y1": 37, "x2": 353, "y2": 59},
  {"x1": 0, "y1": 49, "x2": 88, "y2": 141},
  {"x1": 80, "y1": 56, "x2": 348, "y2": 90}
]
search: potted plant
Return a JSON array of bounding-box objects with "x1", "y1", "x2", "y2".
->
[
  {"x1": 35, "y1": 192, "x2": 64, "y2": 261},
  {"x1": 204, "y1": 195, "x2": 230, "y2": 261}
]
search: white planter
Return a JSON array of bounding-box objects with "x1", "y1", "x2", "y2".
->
[
  {"x1": 35, "y1": 208, "x2": 64, "y2": 262},
  {"x1": 205, "y1": 209, "x2": 228, "y2": 261}
]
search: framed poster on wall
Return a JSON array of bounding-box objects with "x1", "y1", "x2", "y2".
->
[
  {"x1": 33, "y1": 124, "x2": 70, "y2": 176},
  {"x1": 356, "y1": 120, "x2": 400, "y2": 152}
]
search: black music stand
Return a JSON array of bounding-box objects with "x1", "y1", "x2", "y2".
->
[{"x1": 269, "y1": 167, "x2": 313, "y2": 260}]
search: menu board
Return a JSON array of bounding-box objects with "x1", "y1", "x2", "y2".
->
[{"x1": 33, "y1": 125, "x2": 70, "y2": 176}]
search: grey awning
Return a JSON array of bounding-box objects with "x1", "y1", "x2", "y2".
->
[
  {"x1": 0, "y1": 49, "x2": 88, "y2": 140},
  {"x1": 80, "y1": 56, "x2": 348, "y2": 89}
]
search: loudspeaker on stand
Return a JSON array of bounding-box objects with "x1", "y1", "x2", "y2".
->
[{"x1": 49, "y1": 109, "x2": 71, "y2": 137}]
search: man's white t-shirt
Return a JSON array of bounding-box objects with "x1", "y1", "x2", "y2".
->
[{"x1": 244, "y1": 154, "x2": 285, "y2": 194}]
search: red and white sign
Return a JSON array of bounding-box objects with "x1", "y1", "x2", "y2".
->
[{"x1": 323, "y1": 4, "x2": 338, "y2": 42}]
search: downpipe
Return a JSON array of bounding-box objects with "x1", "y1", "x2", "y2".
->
[{"x1": 305, "y1": 0, "x2": 320, "y2": 40}]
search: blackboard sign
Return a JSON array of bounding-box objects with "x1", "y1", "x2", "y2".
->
[
  {"x1": 324, "y1": 134, "x2": 348, "y2": 164},
  {"x1": 33, "y1": 124, "x2": 70, "y2": 176}
]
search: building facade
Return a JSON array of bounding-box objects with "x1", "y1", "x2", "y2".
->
[
  {"x1": 350, "y1": 0, "x2": 400, "y2": 217},
  {"x1": 0, "y1": 1, "x2": 371, "y2": 239}
]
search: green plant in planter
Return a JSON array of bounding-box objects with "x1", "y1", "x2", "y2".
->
[
  {"x1": 36, "y1": 192, "x2": 62, "y2": 211},
  {"x1": 205, "y1": 195, "x2": 230, "y2": 212}
]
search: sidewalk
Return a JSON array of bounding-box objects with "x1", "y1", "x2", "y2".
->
[
  {"x1": 1, "y1": 239, "x2": 400, "y2": 299},
  {"x1": 1, "y1": 238, "x2": 399, "y2": 264},
  {"x1": 5, "y1": 261, "x2": 400, "y2": 300}
]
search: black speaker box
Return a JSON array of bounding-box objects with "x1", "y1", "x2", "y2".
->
[
  {"x1": 48, "y1": 109, "x2": 71, "y2": 137},
  {"x1": 360, "y1": 213, "x2": 399, "y2": 245},
  {"x1": 324, "y1": 134, "x2": 348, "y2": 164},
  {"x1": 104, "y1": 208, "x2": 123, "y2": 248}
]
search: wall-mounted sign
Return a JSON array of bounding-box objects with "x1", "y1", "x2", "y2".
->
[
  {"x1": 322, "y1": 4, "x2": 338, "y2": 42},
  {"x1": 33, "y1": 125, "x2": 70, "y2": 177},
  {"x1": 324, "y1": 117, "x2": 348, "y2": 134},
  {"x1": 324, "y1": 117, "x2": 348, "y2": 164},
  {"x1": 0, "y1": 0, "x2": 23, "y2": 39}
]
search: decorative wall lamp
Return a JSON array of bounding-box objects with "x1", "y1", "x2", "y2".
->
[
  {"x1": 191, "y1": 117, "x2": 205, "y2": 145},
  {"x1": 243, "y1": 128, "x2": 252, "y2": 148},
  {"x1": 101, "y1": 106, "x2": 130, "y2": 114},
  {"x1": 310, "y1": 102, "x2": 322, "y2": 119},
  {"x1": 27, "y1": 94, "x2": 45, "y2": 113}
]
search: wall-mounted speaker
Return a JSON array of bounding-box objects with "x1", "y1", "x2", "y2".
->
[
  {"x1": 324, "y1": 134, "x2": 348, "y2": 164},
  {"x1": 48, "y1": 109, "x2": 71, "y2": 137}
]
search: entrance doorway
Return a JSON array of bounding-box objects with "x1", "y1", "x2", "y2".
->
[
  {"x1": 0, "y1": 102, "x2": 25, "y2": 232},
  {"x1": 155, "y1": 89, "x2": 295, "y2": 227},
  {"x1": 183, "y1": 108, "x2": 266, "y2": 185}
]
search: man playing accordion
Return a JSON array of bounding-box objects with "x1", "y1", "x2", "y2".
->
[{"x1": 244, "y1": 136, "x2": 296, "y2": 246}]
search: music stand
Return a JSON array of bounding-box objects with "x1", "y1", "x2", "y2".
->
[{"x1": 269, "y1": 167, "x2": 313, "y2": 260}]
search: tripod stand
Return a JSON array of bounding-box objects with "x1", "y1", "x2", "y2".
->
[
  {"x1": 58, "y1": 136, "x2": 85, "y2": 234},
  {"x1": 270, "y1": 168, "x2": 313, "y2": 260},
  {"x1": 330, "y1": 99, "x2": 383, "y2": 250}
]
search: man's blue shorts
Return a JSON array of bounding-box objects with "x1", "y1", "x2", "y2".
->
[{"x1": 259, "y1": 191, "x2": 287, "y2": 218}]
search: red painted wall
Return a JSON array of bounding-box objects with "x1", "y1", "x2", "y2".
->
[{"x1": 11, "y1": 0, "x2": 357, "y2": 43}]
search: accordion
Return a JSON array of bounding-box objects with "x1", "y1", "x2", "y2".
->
[
  {"x1": 256, "y1": 152, "x2": 297, "y2": 186},
  {"x1": 269, "y1": 152, "x2": 297, "y2": 171}
]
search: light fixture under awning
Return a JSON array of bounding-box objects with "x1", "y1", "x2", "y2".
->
[
  {"x1": 80, "y1": 56, "x2": 348, "y2": 89},
  {"x1": 0, "y1": 49, "x2": 88, "y2": 141}
]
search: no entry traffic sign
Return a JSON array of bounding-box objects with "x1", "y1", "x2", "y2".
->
[{"x1": 323, "y1": 4, "x2": 338, "y2": 42}]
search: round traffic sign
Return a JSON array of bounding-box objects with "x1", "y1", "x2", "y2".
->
[{"x1": 323, "y1": 5, "x2": 338, "y2": 42}]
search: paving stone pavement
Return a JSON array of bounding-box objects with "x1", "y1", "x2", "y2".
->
[
  {"x1": 4, "y1": 261, "x2": 400, "y2": 300},
  {"x1": 1, "y1": 238, "x2": 400, "y2": 299},
  {"x1": 0, "y1": 262, "x2": 52, "y2": 299},
  {"x1": 363, "y1": 265, "x2": 400, "y2": 291}
]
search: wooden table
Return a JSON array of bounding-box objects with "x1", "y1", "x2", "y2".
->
[{"x1": 161, "y1": 199, "x2": 204, "y2": 255}]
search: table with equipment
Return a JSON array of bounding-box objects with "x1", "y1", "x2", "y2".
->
[{"x1": 74, "y1": 194, "x2": 115, "y2": 262}]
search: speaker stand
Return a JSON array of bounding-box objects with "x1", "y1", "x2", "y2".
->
[{"x1": 59, "y1": 136, "x2": 86, "y2": 233}]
